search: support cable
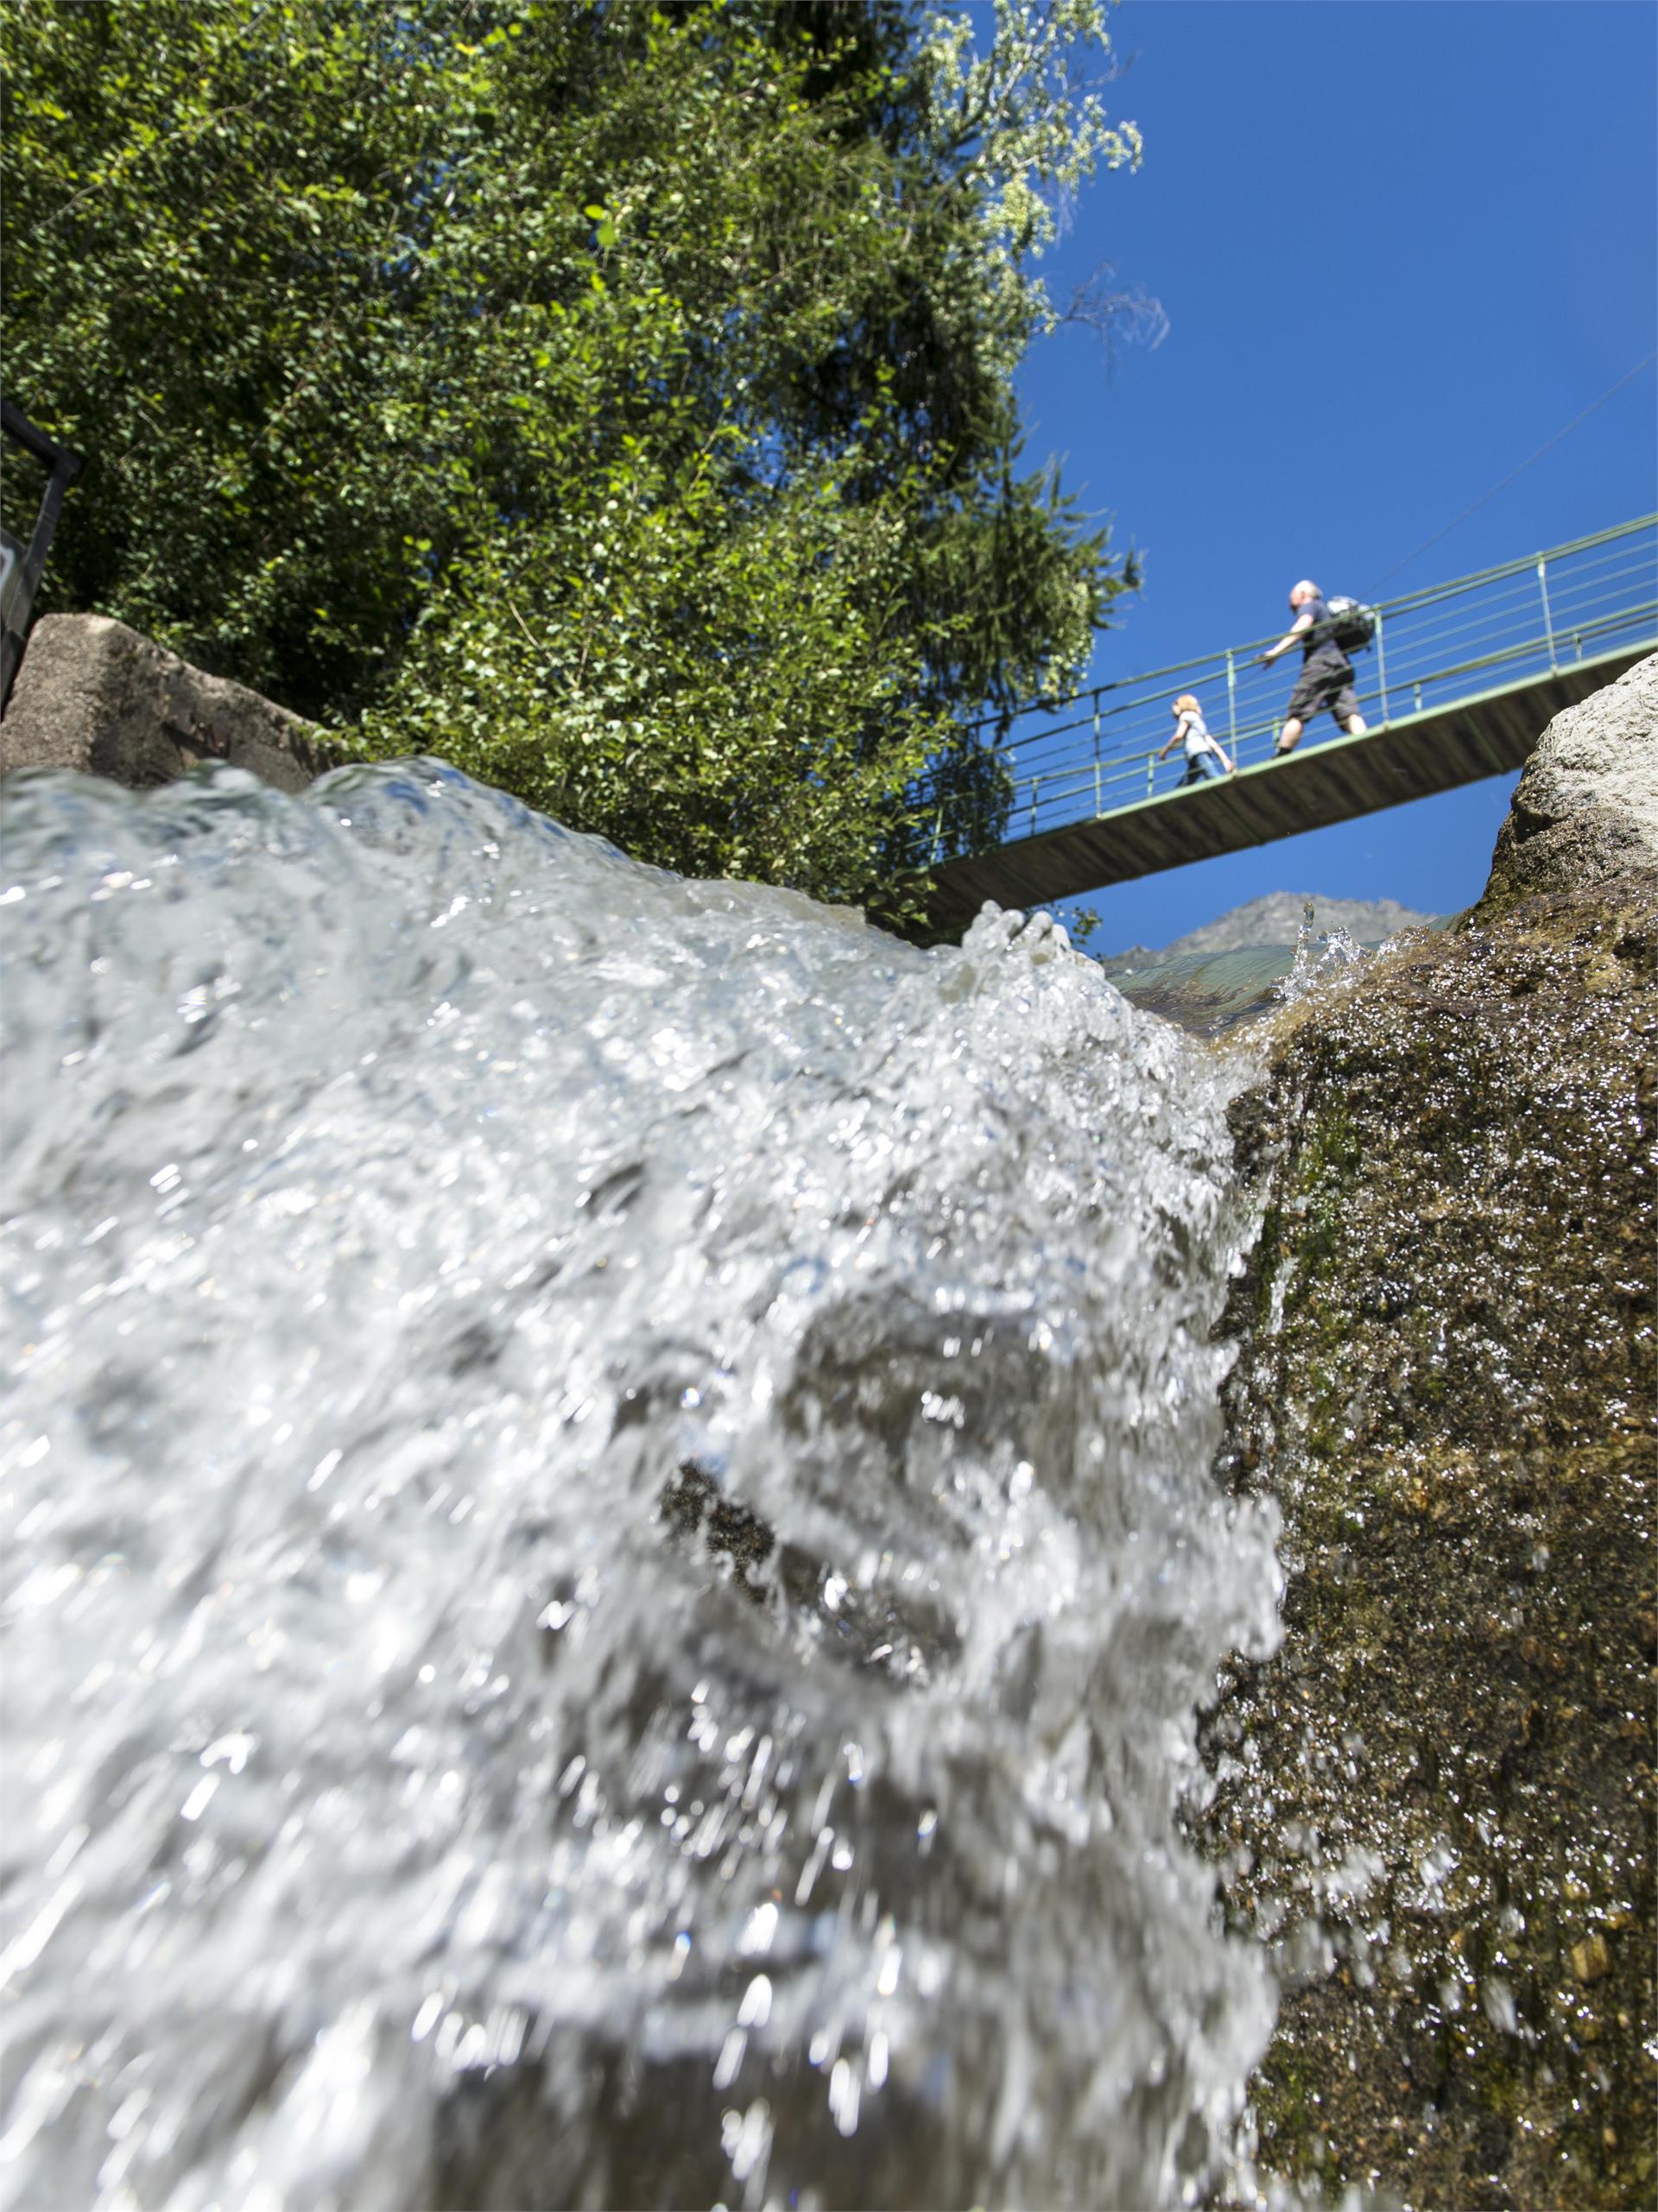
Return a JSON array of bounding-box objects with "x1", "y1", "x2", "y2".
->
[{"x1": 1366, "y1": 353, "x2": 1658, "y2": 595}]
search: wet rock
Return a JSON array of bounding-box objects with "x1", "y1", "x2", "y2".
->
[
  {"x1": 1571, "y1": 1935, "x2": 1613, "y2": 1988},
  {"x1": 1199, "y1": 655, "x2": 1657, "y2": 2209},
  {"x1": 0, "y1": 612, "x2": 342, "y2": 790}
]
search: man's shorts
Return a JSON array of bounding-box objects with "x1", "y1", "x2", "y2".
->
[{"x1": 1286, "y1": 650, "x2": 1359, "y2": 730}]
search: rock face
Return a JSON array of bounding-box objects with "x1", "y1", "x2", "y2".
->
[
  {"x1": 1200, "y1": 654, "x2": 1656, "y2": 2209},
  {"x1": 0, "y1": 613, "x2": 340, "y2": 790},
  {"x1": 1482, "y1": 649, "x2": 1658, "y2": 917}
]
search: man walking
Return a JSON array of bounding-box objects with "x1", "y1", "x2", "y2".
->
[{"x1": 1262, "y1": 580, "x2": 1368, "y2": 755}]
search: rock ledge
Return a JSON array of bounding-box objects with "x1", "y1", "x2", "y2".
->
[{"x1": 0, "y1": 614, "x2": 341, "y2": 791}]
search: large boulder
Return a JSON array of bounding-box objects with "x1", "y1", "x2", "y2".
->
[
  {"x1": 1200, "y1": 654, "x2": 1656, "y2": 2209},
  {"x1": 1480, "y1": 649, "x2": 1658, "y2": 916},
  {"x1": 0, "y1": 613, "x2": 341, "y2": 790}
]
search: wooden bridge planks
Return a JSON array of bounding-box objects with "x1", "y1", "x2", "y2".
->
[{"x1": 926, "y1": 644, "x2": 1651, "y2": 932}]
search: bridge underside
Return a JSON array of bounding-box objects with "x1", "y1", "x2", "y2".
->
[{"x1": 926, "y1": 643, "x2": 1650, "y2": 934}]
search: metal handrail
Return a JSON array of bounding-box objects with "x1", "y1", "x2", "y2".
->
[
  {"x1": 950, "y1": 514, "x2": 1656, "y2": 742},
  {"x1": 963, "y1": 540, "x2": 1650, "y2": 774},
  {"x1": 954, "y1": 587, "x2": 1650, "y2": 799},
  {"x1": 922, "y1": 516, "x2": 1657, "y2": 848},
  {"x1": 997, "y1": 591, "x2": 1657, "y2": 828}
]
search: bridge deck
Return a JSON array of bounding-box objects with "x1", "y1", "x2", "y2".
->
[{"x1": 926, "y1": 642, "x2": 1649, "y2": 933}]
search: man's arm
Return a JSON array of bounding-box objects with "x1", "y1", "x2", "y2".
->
[{"x1": 1262, "y1": 610, "x2": 1313, "y2": 665}]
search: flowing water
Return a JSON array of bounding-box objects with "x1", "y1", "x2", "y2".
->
[{"x1": 1, "y1": 762, "x2": 1287, "y2": 2211}]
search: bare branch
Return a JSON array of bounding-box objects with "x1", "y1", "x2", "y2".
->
[{"x1": 1054, "y1": 262, "x2": 1168, "y2": 357}]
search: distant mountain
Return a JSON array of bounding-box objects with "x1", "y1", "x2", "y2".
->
[
  {"x1": 1097, "y1": 894, "x2": 1451, "y2": 1035},
  {"x1": 1105, "y1": 893, "x2": 1443, "y2": 970}
]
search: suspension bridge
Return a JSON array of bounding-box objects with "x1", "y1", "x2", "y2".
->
[{"x1": 922, "y1": 515, "x2": 1656, "y2": 932}]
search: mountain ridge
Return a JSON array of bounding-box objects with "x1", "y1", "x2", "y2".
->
[{"x1": 1104, "y1": 891, "x2": 1442, "y2": 968}]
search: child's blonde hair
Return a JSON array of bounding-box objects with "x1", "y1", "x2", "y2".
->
[{"x1": 1173, "y1": 692, "x2": 1200, "y2": 715}]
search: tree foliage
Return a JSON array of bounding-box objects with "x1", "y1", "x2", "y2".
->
[{"x1": 3, "y1": 0, "x2": 1142, "y2": 916}]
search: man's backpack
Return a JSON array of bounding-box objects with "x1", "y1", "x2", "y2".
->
[{"x1": 1320, "y1": 595, "x2": 1376, "y2": 653}]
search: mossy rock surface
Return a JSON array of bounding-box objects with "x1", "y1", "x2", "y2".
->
[{"x1": 1198, "y1": 875, "x2": 1656, "y2": 2210}]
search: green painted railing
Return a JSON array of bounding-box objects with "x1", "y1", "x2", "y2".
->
[{"x1": 922, "y1": 515, "x2": 1658, "y2": 858}]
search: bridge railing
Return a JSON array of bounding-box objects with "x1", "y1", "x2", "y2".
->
[{"x1": 921, "y1": 515, "x2": 1658, "y2": 856}]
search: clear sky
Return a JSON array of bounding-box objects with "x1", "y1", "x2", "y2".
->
[{"x1": 1009, "y1": 0, "x2": 1657, "y2": 952}]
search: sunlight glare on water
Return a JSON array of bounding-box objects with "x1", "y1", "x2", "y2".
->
[{"x1": 0, "y1": 761, "x2": 1282, "y2": 2210}]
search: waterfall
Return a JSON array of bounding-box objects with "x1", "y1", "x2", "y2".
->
[{"x1": 1, "y1": 761, "x2": 1283, "y2": 2210}]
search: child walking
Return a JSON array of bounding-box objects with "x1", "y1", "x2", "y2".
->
[{"x1": 1157, "y1": 693, "x2": 1234, "y2": 785}]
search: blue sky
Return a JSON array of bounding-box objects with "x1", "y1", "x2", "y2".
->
[{"x1": 1008, "y1": 0, "x2": 1657, "y2": 951}]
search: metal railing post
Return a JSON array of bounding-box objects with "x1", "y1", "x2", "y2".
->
[
  {"x1": 1373, "y1": 608, "x2": 1389, "y2": 724},
  {"x1": 1225, "y1": 649, "x2": 1237, "y2": 745},
  {"x1": 1537, "y1": 557, "x2": 1557, "y2": 671},
  {"x1": 1147, "y1": 752, "x2": 1155, "y2": 798},
  {"x1": 1, "y1": 400, "x2": 85, "y2": 713},
  {"x1": 1028, "y1": 779, "x2": 1039, "y2": 837}
]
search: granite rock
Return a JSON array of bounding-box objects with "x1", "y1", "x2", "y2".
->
[
  {"x1": 1479, "y1": 649, "x2": 1658, "y2": 918},
  {"x1": 1201, "y1": 654, "x2": 1656, "y2": 2210}
]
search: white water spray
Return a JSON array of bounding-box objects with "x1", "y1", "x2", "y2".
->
[{"x1": 1, "y1": 761, "x2": 1281, "y2": 2209}]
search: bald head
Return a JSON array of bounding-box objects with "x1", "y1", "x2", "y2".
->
[{"x1": 1289, "y1": 579, "x2": 1320, "y2": 609}]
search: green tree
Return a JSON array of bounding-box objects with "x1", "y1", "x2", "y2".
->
[{"x1": 2, "y1": 0, "x2": 1142, "y2": 920}]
